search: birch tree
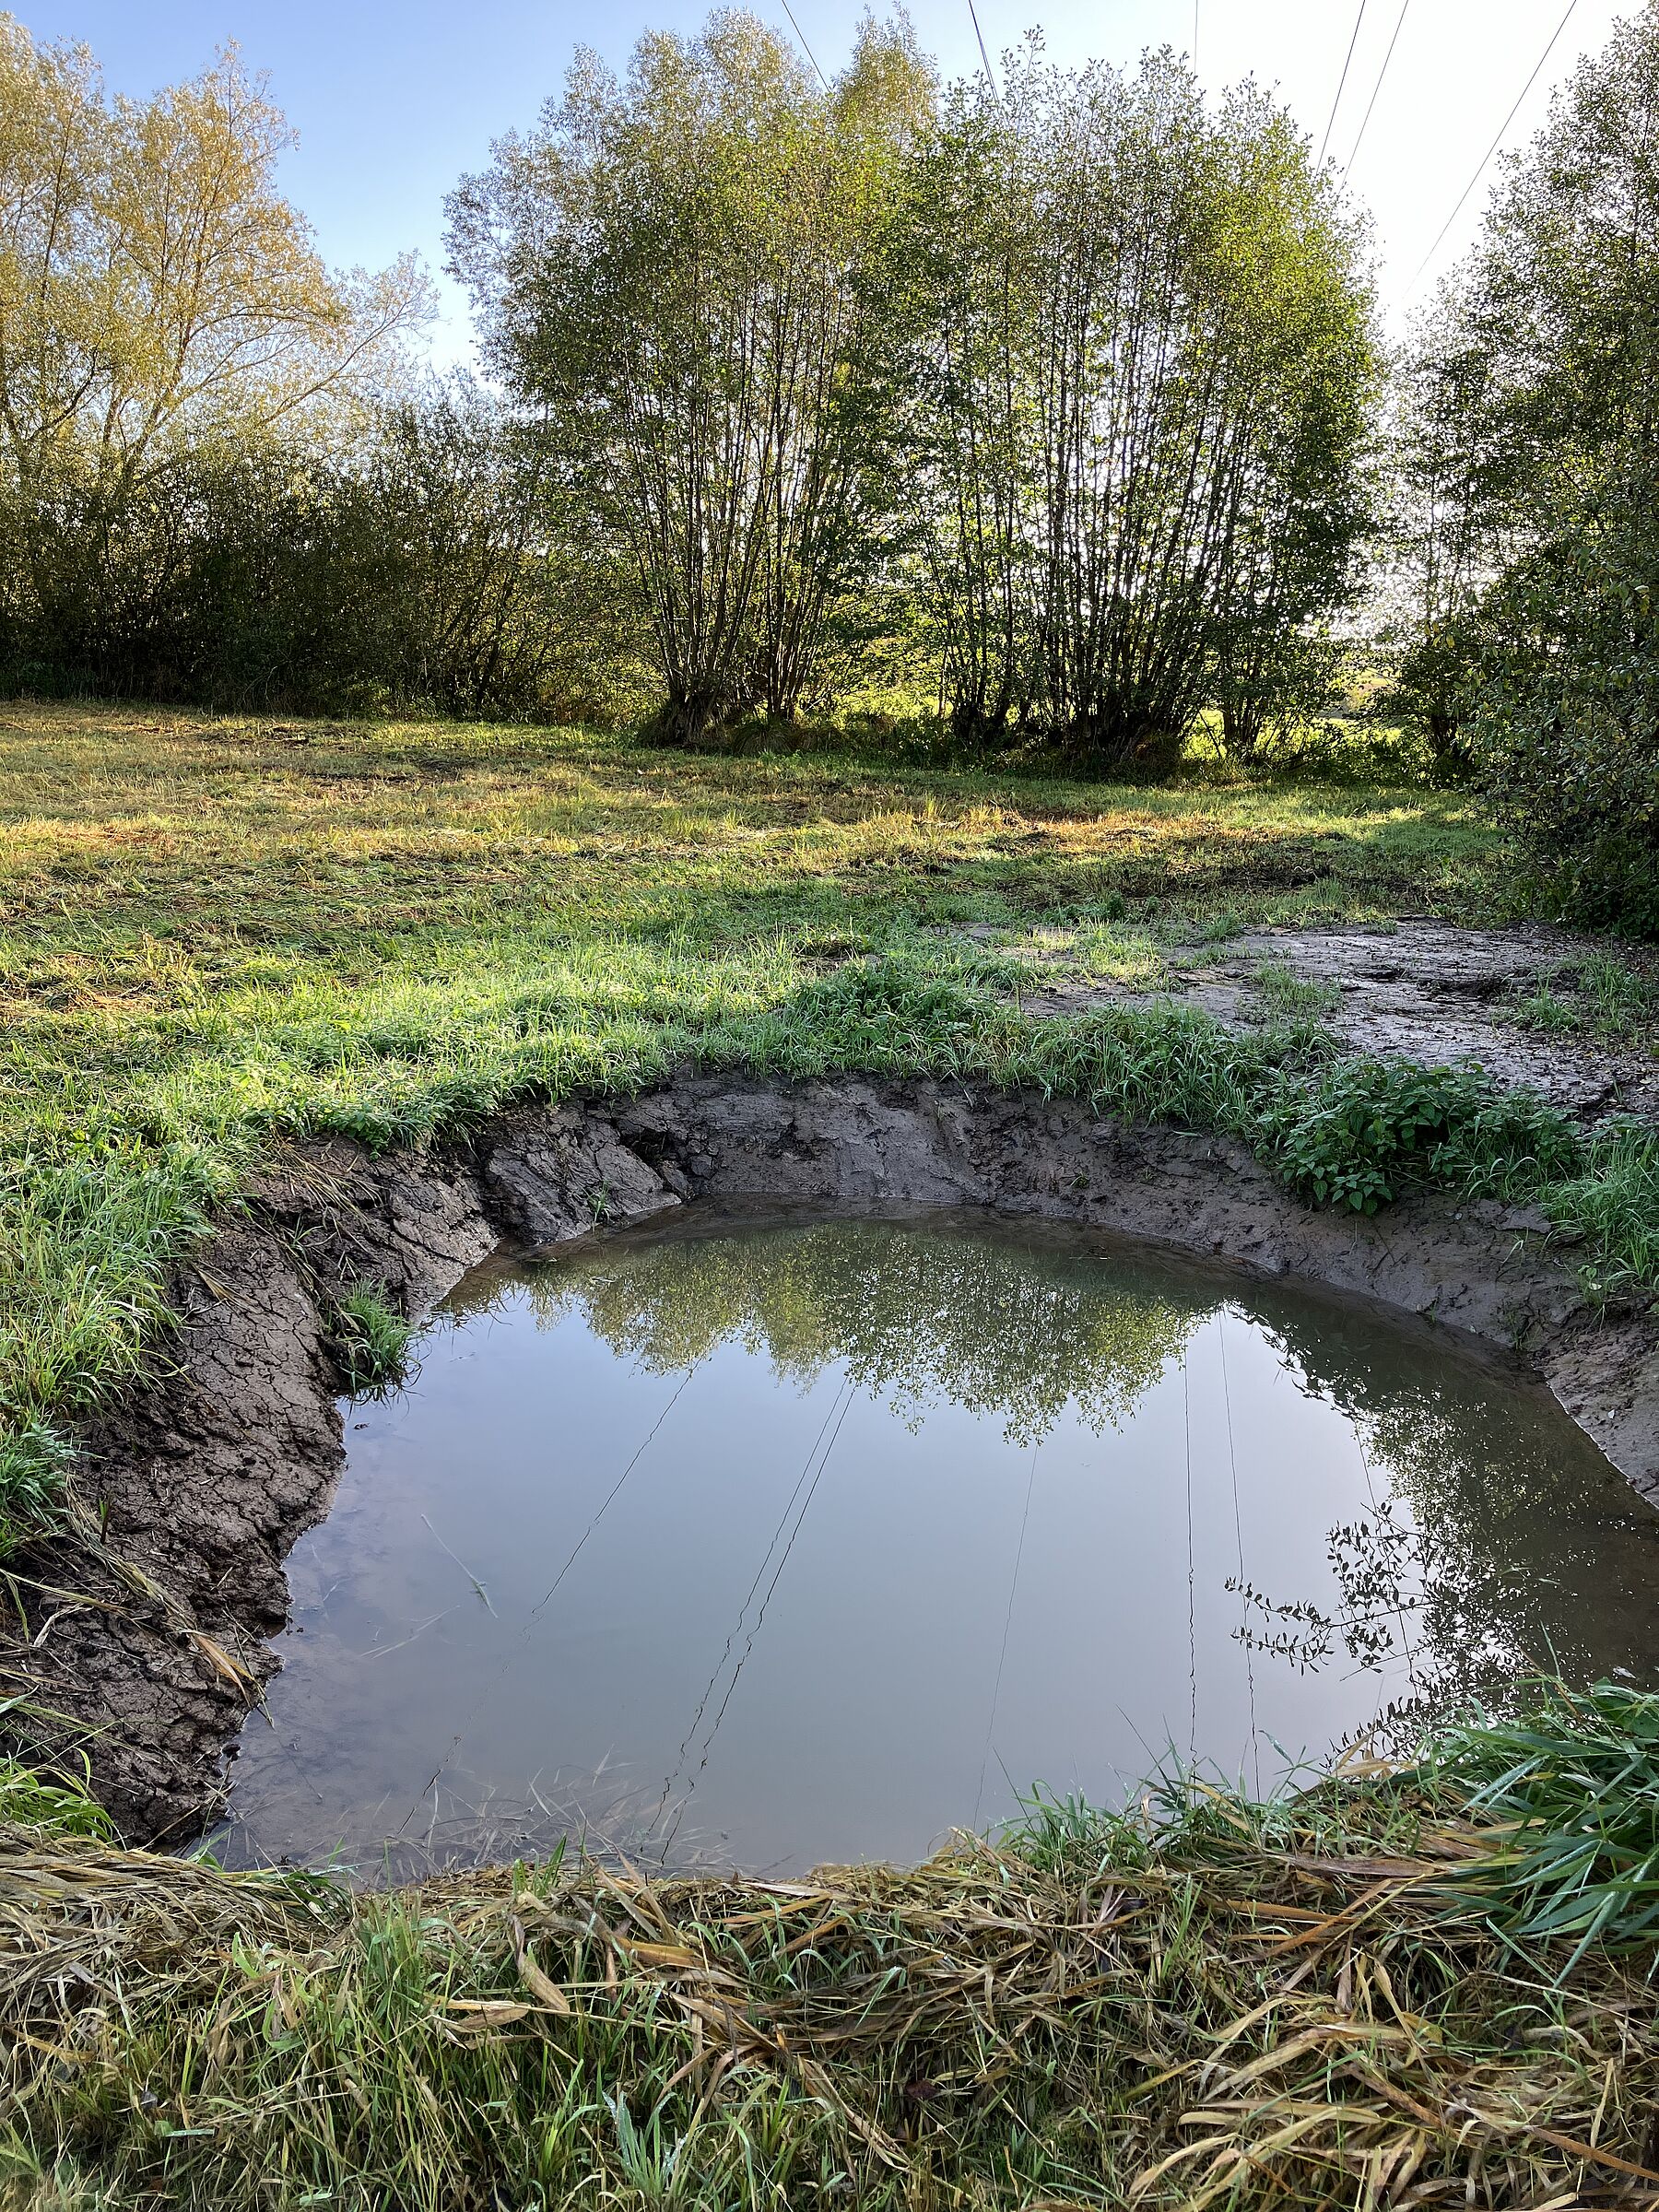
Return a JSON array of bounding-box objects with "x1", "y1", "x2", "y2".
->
[{"x1": 0, "y1": 16, "x2": 423, "y2": 640}]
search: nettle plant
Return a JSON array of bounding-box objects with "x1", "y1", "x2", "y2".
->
[{"x1": 1256, "y1": 1056, "x2": 1581, "y2": 1215}]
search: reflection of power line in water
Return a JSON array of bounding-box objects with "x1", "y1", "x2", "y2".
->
[
  {"x1": 1355, "y1": 1425, "x2": 1421, "y2": 1692},
  {"x1": 973, "y1": 1439, "x2": 1041, "y2": 1833},
  {"x1": 653, "y1": 1373, "x2": 855, "y2": 1843},
  {"x1": 1218, "y1": 1309, "x2": 1262, "y2": 1799},
  {"x1": 1184, "y1": 1345, "x2": 1197, "y2": 1767},
  {"x1": 390, "y1": 1358, "x2": 704, "y2": 1841},
  {"x1": 658, "y1": 1380, "x2": 858, "y2": 1858}
]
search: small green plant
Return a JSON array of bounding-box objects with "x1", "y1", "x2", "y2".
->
[
  {"x1": 1252, "y1": 958, "x2": 1342, "y2": 1019},
  {"x1": 1413, "y1": 1678, "x2": 1659, "y2": 1963},
  {"x1": 1515, "y1": 954, "x2": 1656, "y2": 1040},
  {"x1": 1580, "y1": 950, "x2": 1657, "y2": 1029},
  {"x1": 1255, "y1": 1056, "x2": 1578, "y2": 1214},
  {"x1": 0, "y1": 1730, "x2": 112, "y2": 1840},
  {"x1": 328, "y1": 1287, "x2": 413, "y2": 1395},
  {"x1": 1542, "y1": 1117, "x2": 1659, "y2": 1300},
  {"x1": 0, "y1": 1419, "x2": 75, "y2": 1558},
  {"x1": 1513, "y1": 982, "x2": 1580, "y2": 1034}
]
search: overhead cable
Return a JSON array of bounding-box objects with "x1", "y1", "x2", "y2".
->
[
  {"x1": 1344, "y1": 0, "x2": 1411, "y2": 176},
  {"x1": 1407, "y1": 0, "x2": 1582, "y2": 291},
  {"x1": 779, "y1": 0, "x2": 829, "y2": 90},
  {"x1": 967, "y1": 0, "x2": 1000, "y2": 98},
  {"x1": 1319, "y1": 1, "x2": 1370, "y2": 167}
]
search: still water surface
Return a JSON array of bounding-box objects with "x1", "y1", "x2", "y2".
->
[{"x1": 217, "y1": 1209, "x2": 1659, "y2": 1878}]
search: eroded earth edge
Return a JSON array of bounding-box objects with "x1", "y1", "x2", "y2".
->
[{"x1": 12, "y1": 1071, "x2": 1659, "y2": 1843}]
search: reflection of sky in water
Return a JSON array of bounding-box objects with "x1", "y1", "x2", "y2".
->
[{"x1": 215, "y1": 1211, "x2": 1659, "y2": 1881}]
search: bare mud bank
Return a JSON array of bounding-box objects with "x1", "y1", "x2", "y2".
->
[
  {"x1": 1024, "y1": 921, "x2": 1659, "y2": 1121},
  {"x1": 12, "y1": 1074, "x2": 1659, "y2": 1842}
]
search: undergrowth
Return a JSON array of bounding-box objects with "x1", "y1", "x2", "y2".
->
[{"x1": 3, "y1": 1682, "x2": 1657, "y2": 2209}]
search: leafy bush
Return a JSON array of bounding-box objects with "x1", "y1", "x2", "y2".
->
[
  {"x1": 1255, "y1": 1056, "x2": 1578, "y2": 1214},
  {"x1": 1471, "y1": 506, "x2": 1659, "y2": 935}
]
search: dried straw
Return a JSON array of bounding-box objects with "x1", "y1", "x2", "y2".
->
[{"x1": 3, "y1": 1762, "x2": 1658, "y2": 2208}]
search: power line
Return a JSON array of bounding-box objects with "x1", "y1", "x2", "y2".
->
[
  {"x1": 392, "y1": 1359, "x2": 703, "y2": 1840},
  {"x1": 967, "y1": 0, "x2": 999, "y2": 98},
  {"x1": 778, "y1": 0, "x2": 829, "y2": 90},
  {"x1": 973, "y1": 1440, "x2": 1041, "y2": 1831},
  {"x1": 1407, "y1": 0, "x2": 1581, "y2": 292},
  {"x1": 1319, "y1": 1, "x2": 1369, "y2": 167},
  {"x1": 1344, "y1": 0, "x2": 1411, "y2": 176}
]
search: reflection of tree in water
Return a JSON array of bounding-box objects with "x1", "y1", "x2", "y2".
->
[
  {"x1": 512, "y1": 1218, "x2": 1209, "y2": 1446},
  {"x1": 1236, "y1": 1295, "x2": 1659, "y2": 1735},
  {"x1": 446, "y1": 1220, "x2": 1659, "y2": 1735}
]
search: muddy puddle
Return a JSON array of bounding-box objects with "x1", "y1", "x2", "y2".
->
[{"x1": 210, "y1": 1208, "x2": 1659, "y2": 1880}]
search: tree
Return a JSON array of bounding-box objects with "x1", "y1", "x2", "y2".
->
[
  {"x1": 0, "y1": 15, "x2": 423, "y2": 655},
  {"x1": 446, "y1": 10, "x2": 931, "y2": 742},
  {"x1": 888, "y1": 45, "x2": 1377, "y2": 765},
  {"x1": 1381, "y1": 323, "x2": 1510, "y2": 761},
  {"x1": 1417, "y1": 2, "x2": 1659, "y2": 922}
]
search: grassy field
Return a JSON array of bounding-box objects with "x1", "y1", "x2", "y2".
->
[
  {"x1": 10, "y1": 700, "x2": 1659, "y2": 1540},
  {"x1": 6, "y1": 705, "x2": 1659, "y2": 2206},
  {"x1": 0, "y1": 700, "x2": 1519, "y2": 1525}
]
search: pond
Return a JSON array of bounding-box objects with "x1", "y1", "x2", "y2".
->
[{"x1": 212, "y1": 1207, "x2": 1659, "y2": 1880}]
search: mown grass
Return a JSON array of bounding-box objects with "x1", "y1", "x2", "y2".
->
[
  {"x1": 5, "y1": 699, "x2": 1659, "y2": 1554},
  {"x1": 5, "y1": 709, "x2": 1659, "y2": 2205},
  {"x1": 3, "y1": 1682, "x2": 1658, "y2": 2210},
  {"x1": 0, "y1": 700, "x2": 1503, "y2": 1536}
]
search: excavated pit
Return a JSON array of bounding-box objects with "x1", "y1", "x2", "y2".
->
[{"x1": 12, "y1": 1072, "x2": 1659, "y2": 1845}]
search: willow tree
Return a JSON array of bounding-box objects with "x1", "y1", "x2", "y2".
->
[
  {"x1": 447, "y1": 11, "x2": 931, "y2": 740},
  {"x1": 891, "y1": 47, "x2": 1376, "y2": 763}
]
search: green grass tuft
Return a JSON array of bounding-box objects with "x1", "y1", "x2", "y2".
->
[
  {"x1": 1412, "y1": 1678, "x2": 1659, "y2": 1965},
  {"x1": 328, "y1": 1286, "x2": 414, "y2": 1395},
  {"x1": 0, "y1": 1418, "x2": 76, "y2": 1558}
]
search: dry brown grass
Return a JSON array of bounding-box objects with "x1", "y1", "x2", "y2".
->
[{"x1": 3, "y1": 1753, "x2": 1658, "y2": 2209}]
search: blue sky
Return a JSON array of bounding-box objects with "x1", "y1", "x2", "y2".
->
[{"x1": 16, "y1": 0, "x2": 1632, "y2": 360}]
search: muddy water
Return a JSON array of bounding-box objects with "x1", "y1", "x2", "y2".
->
[{"x1": 214, "y1": 1209, "x2": 1659, "y2": 1880}]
